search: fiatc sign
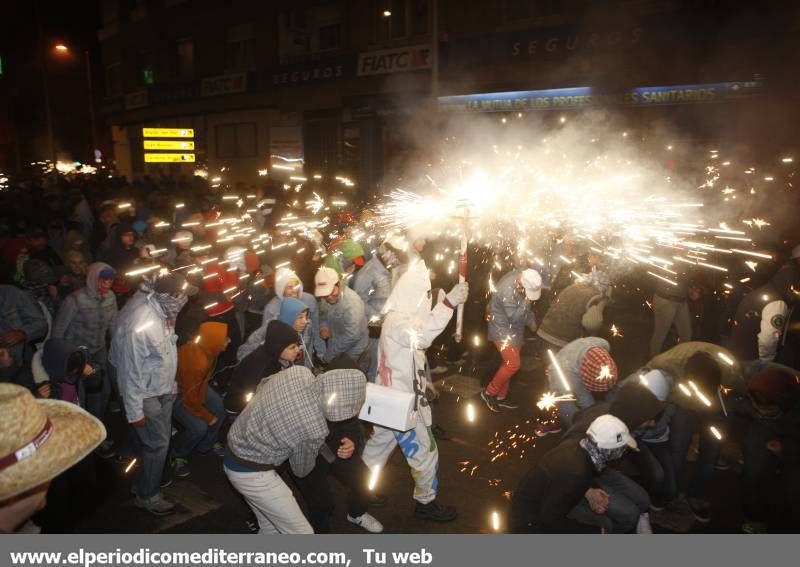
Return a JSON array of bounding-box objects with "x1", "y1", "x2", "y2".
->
[{"x1": 357, "y1": 45, "x2": 431, "y2": 76}]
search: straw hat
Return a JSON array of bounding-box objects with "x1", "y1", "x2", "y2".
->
[{"x1": 0, "y1": 384, "x2": 106, "y2": 501}]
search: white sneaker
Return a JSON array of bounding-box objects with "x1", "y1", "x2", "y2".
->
[
  {"x1": 347, "y1": 512, "x2": 384, "y2": 533},
  {"x1": 636, "y1": 512, "x2": 653, "y2": 534},
  {"x1": 135, "y1": 493, "x2": 175, "y2": 516}
]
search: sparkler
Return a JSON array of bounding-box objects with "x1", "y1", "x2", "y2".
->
[
  {"x1": 610, "y1": 324, "x2": 623, "y2": 337},
  {"x1": 709, "y1": 426, "x2": 723, "y2": 440},
  {"x1": 124, "y1": 458, "x2": 137, "y2": 474},
  {"x1": 536, "y1": 392, "x2": 575, "y2": 411}
]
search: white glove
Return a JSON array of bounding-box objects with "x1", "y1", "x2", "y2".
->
[{"x1": 446, "y1": 282, "x2": 469, "y2": 306}]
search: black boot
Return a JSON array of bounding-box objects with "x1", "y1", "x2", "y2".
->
[{"x1": 414, "y1": 500, "x2": 457, "y2": 522}]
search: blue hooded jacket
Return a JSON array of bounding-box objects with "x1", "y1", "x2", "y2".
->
[{"x1": 278, "y1": 297, "x2": 312, "y2": 370}]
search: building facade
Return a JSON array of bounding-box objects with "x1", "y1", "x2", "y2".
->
[{"x1": 98, "y1": 0, "x2": 800, "y2": 195}]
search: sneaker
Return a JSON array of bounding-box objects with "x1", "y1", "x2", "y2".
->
[
  {"x1": 480, "y1": 390, "x2": 501, "y2": 413},
  {"x1": 688, "y1": 497, "x2": 710, "y2": 524},
  {"x1": 414, "y1": 500, "x2": 457, "y2": 522},
  {"x1": 636, "y1": 512, "x2": 653, "y2": 534},
  {"x1": 95, "y1": 439, "x2": 116, "y2": 459},
  {"x1": 714, "y1": 456, "x2": 730, "y2": 471},
  {"x1": 347, "y1": 512, "x2": 384, "y2": 533},
  {"x1": 534, "y1": 421, "x2": 563, "y2": 437},
  {"x1": 431, "y1": 424, "x2": 451, "y2": 440},
  {"x1": 430, "y1": 365, "x2": 449, "y2": 376},
  {"x1": 496, "y1": 397, "x2": 519, "y2": 409},
  {"x1": 171, "y1": 457, "x2": 191, "y2": 479},
  {"x1": 367, "y1": 493, "x2": 388, "y2": 508},
  {"x1": 135, "y1": 493, "x2": 175, "y2": 516},
  {"x1": 198, "y1": 442, "x2": 226, "y2": 457}
]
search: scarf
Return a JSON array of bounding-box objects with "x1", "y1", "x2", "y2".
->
[
  {"x1": 579, "y1": 437, "x2": 627, "y2": 472},
  {"x1": 153, "y1": 292, "x2": 187, "y2": 325}
]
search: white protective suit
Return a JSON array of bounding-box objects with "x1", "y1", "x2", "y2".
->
[{"x1": 361, "y1": 260, "x2": 456, "y2": 504}]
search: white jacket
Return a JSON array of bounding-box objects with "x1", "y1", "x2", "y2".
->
[{"x1": 376, "y1": 260, "x2": 455, "y2": 426}]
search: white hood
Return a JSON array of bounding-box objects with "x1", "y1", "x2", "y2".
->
[
  {"x1": 383, "y1": 259, "x2": 431, "y2": 319},
  {"x1": 274, "y1": 267, "x2": 302, "y2": 299},
  {"x1": 639, "y1": 369, "x2": 673, "y2": 402}
]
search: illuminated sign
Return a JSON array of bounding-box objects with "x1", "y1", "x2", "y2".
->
[
  {"x1": 144, "y1": 153, "x2": 196, "y2": 163},
  {"x1": 142, "y1": 128, "x2": 194, "y2": 138},
  {"x1": 438, "y1": 81, "x2": 762, "y2": 112},
  {"x1": 143, "y1": 140, "x2": 195, "y2": 150}
]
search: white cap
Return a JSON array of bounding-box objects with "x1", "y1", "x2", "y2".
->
[
  {"x1": 520, "y1": 268, "x2": 542, "y2": 300},
  {"x1": 382, "y1": 233, "x2": 409, "y2": 253},
  {"x1": 791, "y1": 245, "x2": 800, "y2": 260},
  {"x1": 586, "y1": 414, "x2": 638, "y2": 451},
  {"x1": 314, "y1": 266, "x2": 340, "y2": 297},
  {"x1": 639, "y1": 369, "x2": 671, "y2": 402}
]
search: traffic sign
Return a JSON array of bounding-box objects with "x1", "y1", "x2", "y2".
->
[
  {"x1": 144, "y1": 153, "x2": 196, "y2": 163},
  {"x1": 143, "y1": 140, "x2": 195, "y2": 150},
  {"x1": 142, "y1": 128, "x2": 194, "y2": 138}
]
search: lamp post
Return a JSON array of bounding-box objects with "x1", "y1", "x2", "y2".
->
[{"x1": 52, "y1": 43, "x2": 98, "y2": 163}]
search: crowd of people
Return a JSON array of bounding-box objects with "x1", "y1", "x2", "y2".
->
[{"x1": 0, "y1": 170, "x2": 798, "y2": 534}]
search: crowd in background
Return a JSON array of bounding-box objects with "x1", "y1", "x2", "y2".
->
[{"x1": 0, "y1": 168, "x2": 798, "y2": 534}]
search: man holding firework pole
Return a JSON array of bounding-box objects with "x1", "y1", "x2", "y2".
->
[{"x1": 361, "y1": 260, "x2": 468, "y2": 522}]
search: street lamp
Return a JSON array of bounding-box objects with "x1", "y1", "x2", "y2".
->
[{"x1": 49, "y1": 42, "x2": 98, "y2": 163}]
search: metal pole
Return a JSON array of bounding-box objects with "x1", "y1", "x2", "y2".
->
[
  {"x1": 84, "y1": 49, "x2": 98, "y2": 161},
  {"x1": 35, "y1": 0, "x2": 55, "y2": 162}
]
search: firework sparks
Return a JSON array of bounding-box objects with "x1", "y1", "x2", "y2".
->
[
  {"x1": 124, "y1": 458, "x2": 137, "y2": 474},
  {"x1": 536, "y1": 392, "x2": 576, "y2": 411},
  {"x1": 368, "y1": 465, "x2": 381, "y2": 491},
  {"x1": 466, "y1": 402, "x2": 476, "y2": 423},
  {"x1": 610, "y1": 324, "x2": 623, "y2": 338},
  {"x1": 709, "y1": 426, "x2": 723, "y2": 440},
  {"x1": 491, "y1": 511, "x2": 501, "y2": 532},
  {"x1": 547, "y1": 349, "x2": 571, "y2": 392}
]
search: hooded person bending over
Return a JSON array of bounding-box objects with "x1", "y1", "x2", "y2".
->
[
  {"x1": 510, "y1": 414, "x2": 641, "y2": 533},
  {"x1": 361, "y1": 260, "x2": 468, "y2": 522},
  {"x1": 224, "y1": 366, "x2": 366, "y2": 534},
  {"x1": 225, "y1": 319, "x2": 301, "y2": 415}
]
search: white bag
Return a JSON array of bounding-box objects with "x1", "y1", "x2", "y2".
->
[{"x1": 359, "y1": 383, "x2": 417, "y2": 432}]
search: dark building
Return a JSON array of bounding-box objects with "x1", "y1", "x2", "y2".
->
[{"x1": 98, "y1": 0, "x2": 800, "y2": 195}]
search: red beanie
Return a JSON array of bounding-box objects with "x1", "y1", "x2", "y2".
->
[{"x1": 580, "y1": 347, "x2": 618, "y2": 392}]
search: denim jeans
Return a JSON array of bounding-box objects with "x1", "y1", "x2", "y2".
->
[
  {"x1": 224, "y1": 467, "x2": 313, "y2": 534},
  {"x1": 133, "y1": 394, "x2": 173, "y2": 499},
  {"x1": 567, "y1": 468, "x2": 649, "y2": 533},
  {"x1": 667, "y1": 405, "x2": 722, "y2": 500},
  {"x1": 635, "y1": 441, "x2": 677, "y2": 504},
  {"x1": 172, "y1": 389, "x2": 226, "y2": 459}
]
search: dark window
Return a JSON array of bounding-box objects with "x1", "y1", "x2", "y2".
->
[
  {"x1": 137, "y1": 49, "x2": 155, "y2": 86},
  {"x1": 319, "y1": 23, "x2": 341, "y2": 51},
  {"x1": 411, "y1": 0, "x2": 430, "y2": 35},
  {"x1": 104, "y1": 62, "x2": 122, "y2": 97},
  {"x1": 225, "y1": 24, "x2": 254, "y2": 70},
  {"x1": 215, "y1": 123, "x2": 257, "y2": 158},
  {"x1": 505, "y1": 0, "x2": 530, "y2": 20},
  {"x1": 175, "y1": 37, "x2": 194, "y2": 80}
]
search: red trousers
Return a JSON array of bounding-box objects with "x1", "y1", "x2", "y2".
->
[{"x1": 486, "y1": 342, "x2": 521, "y2": 399}]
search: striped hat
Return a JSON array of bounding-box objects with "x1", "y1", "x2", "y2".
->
[{"x1": 580, "y1": 347, "x2": 618, "y2": 392}]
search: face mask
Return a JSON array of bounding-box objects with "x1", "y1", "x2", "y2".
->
[{"x1": 153, "y1": 292, "x2": 188, "y2": 324}]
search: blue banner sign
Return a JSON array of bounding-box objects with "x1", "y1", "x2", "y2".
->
[{"x1": 438, "y1": 81, "x2": 761, "y2": 112}]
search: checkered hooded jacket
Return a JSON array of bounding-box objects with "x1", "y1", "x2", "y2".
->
[{"x1": 227, "y1": 365, "x2": 366, "y2": 477}]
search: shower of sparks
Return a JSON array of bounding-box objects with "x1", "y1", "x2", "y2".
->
[
  {"x1": 610, "y1": 324, "x2": 623, "y2": 337},
  {"x1": 536, "y1": 392, "x2": 576, "y2": 411}
]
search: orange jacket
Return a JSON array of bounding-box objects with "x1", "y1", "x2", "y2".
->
[{"x1": 177, "y1": 321, "x2": 228, "y2": 423}]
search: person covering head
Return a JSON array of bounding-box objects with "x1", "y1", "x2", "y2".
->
[
  {"x1": 152, "y1": 272, "x2": 193, "y2": 323},
  {"x1": 274, "y1": 267, "x2": 303, "y2": 299},
  {"x1": 580, "y1": 347, "x2": 618, "y2": 392},
  {"x1": 581, "y1": 414, "x2": 638, "y2": 472},
  {"x1": 747, "y1": 368, "x2": 800, "y2": 413},
  {"x1": 279, "y1": 297, "x2": 309, "y2": 333},
  {"x1": 520, "y1": 269, "x2": 542, "y2": 301},
  {"x1": 383, "y1": 260, "x2": 433, "y2": 318},
  {"x1": 340, "y1": 240, "x2": 366, "y2": 268},
  {"x1": 314, "y1": 266, "x2": 341, "y2": 298},
  {"x1": 0, "y1": 383, "x2": 106, "y2": 501}
]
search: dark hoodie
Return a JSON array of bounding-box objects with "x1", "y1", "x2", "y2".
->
[
  {"x1": 225, "y1": 319, "x2": 300, "y2": 414},
  {"x1": 40, "y1": 339, "x2": 100, "y2": 405},
  {"x1": 99, "y1": 222, "x2": 139, "y2": 272},
  {"x1": 563, "y1": 382, "x2": 665, "y2": 443}
]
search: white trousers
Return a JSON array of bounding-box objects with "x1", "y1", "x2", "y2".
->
[
  {"x1": 224, "y1": 467, "x2": 313, "y2": 534},
  {"x1": 361, "y1": 416, "x2": 439, "y2": 504}
]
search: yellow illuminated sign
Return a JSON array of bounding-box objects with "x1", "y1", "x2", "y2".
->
[
  {"x1": 143, "y1": 140, "x2": 195, "y2": 150},
  {"x1": 142, "y1": 128, "x2": 194, "y2": 138},
  {"x1": 144, "y1": 153, "x2": 196, "y2": 163}
]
